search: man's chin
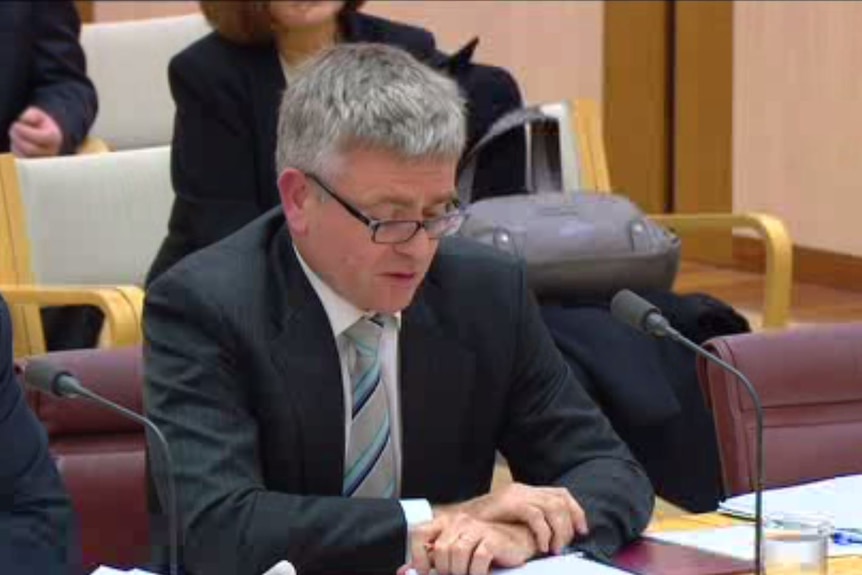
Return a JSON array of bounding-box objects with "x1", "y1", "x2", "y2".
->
[{"x1": 371, "y1": 288, "x2": 420, "y2": 315}]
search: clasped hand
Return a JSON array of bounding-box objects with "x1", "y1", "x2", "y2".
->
[
  {"x1": 402, "y1": 483, "x2": 589, "y2": 575},
  {"x1": 9, "y1": 107, "x2": 63, "y2": 158}
]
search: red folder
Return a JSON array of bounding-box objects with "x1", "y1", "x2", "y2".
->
[{"x1": 612, "y1": 538, "x2": 753, "y2": 575}]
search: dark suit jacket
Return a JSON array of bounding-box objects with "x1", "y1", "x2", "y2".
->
[
  {"x1": 144, "y1": 209, "x2": 654, "y2": 575},
  {"x1": 146, "y1": 12, "x2": 526, "y2": 284},
  {"x1": 541, "y1": 293, "x2": 749, "y2": 512},
  {"x1": 0, "y1": 1, "x2": 97, "y2": 154},
  {"x1": 0, "y1": 296, "x2": 79, "y2": 574}
]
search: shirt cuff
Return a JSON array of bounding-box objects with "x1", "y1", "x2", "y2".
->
[{"x1": 400, "y1": 498, "x2": 433, "y2": 563}]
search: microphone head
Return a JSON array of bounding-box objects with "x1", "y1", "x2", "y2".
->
[
  {"x1": 23, "y1": 359, "x2": 76, "y2": 397},
  {"x1": 610, "y1": 289, "x2": 663, "y2": 335}
]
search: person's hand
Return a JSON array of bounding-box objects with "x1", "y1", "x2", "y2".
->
[
  {"x1": 403, "y1": 513, "x2": 538, "y2": 575},
  {"x1": 439, "y1": 483, "x2": 589, "y2": 555},
  {"x1": 9, "y1": 106, "x2": 64, "y2": 157}
]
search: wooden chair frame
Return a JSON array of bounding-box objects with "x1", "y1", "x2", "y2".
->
[{"x1": 0, "y1": 153, "x2": 143, "y2": 357}]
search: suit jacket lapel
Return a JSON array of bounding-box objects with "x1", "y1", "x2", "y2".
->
[
  {"x1": 400, "y1": 281, "x2": 477, "y2": 500},
  {"x1": 268, "y1": 234, "x2": 345, "y2": 495},
  {"x1": 266, "y1": 232, "x2": 479, "y2": 499}
]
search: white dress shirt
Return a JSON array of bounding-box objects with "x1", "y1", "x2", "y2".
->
[{"x1": 294, "y1": 249, "x2": 433, "y2": 531}]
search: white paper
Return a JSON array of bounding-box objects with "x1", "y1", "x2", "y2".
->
[
  {"x1": 492, "y1": 553, "x2": 631, "y2": 575},
  {"x1": 648, "y1": 525, "x2": 862, "y2": 559},
  {"x1": 718, "y1": 474, "x2": 862, "y2": 531},
  {"x1": 261, "y1": 560, "x2": 298, "y2": 575}
]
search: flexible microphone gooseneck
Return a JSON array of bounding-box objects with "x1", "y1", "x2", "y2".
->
[
  {"x1": 610, "y1": 289, "x2": 765, "y2": 575},
  {"x1": 24, "y1": 359, "x2": 180, "y2": 575}
]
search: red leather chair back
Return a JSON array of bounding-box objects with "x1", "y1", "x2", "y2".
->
[
  {"x1": 15, "y1": 346, "x2": 149, "y2": 571},
  {"x1": 697, "y1": 324, "x2": 862, "y2": 496}
]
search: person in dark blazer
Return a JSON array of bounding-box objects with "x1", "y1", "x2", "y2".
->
[
  {"x1": 0, "y1": 1, "x2": 97, "y2": 157},
  {"x1": 0, "y1": 295, "x2": 80, "y2": 574},
  {"x1": 144, "y1": 43, "x2": 652, "y2": 575},
  {"x1": 146, "y1": 0, "x2": 525, "y2": 285},
  {"x1": 1, "y1": 1, "x2": 102, "y2": 351}
]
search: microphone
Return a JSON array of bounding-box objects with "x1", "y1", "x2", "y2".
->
[
  {"x1": 24, "y1": 359, "x2": 180, "y2": 575},
  {"x1": 610, "y1": 289, "x2": 765, "y2": 575}
]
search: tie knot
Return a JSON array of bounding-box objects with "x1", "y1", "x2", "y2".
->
[{"x1": 345, "y1": 315, "x2": 386, "y2": 355}]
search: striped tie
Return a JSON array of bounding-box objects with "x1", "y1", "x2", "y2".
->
[{"x1": 343, "y1": 315, "x2": 397, "y2": 498}]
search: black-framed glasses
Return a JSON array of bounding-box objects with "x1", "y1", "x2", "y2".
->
[{"x1": 306, "y1": 173, "x2": 467, "y2": 245}]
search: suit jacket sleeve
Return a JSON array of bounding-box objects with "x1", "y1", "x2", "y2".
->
[
  {"x1": 147, "y1": 48, "x2": 268, "y2": 284},
  {"x1": 498, "y1": 267, "x2": 655, "y2": 560},
  {"x1": 28, "y1": 1, "x2": 97, "y2": 155},
  {"x1": 144, "y1": 274, "x2": 408, "y2": 575},
  {"x1": 0, "y1": 298, "x2": 79, "y2": 574}
]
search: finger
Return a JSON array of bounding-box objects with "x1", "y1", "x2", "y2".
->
[
  {"x1": 17, "y1": 107, "x2": 44, "y2": 126},
  {"x1": 477, "y1": 496, "x2": 550, "y2": 553},
  {"x1": 562, "y1": 492, "x2": 589, "y2": 536},
  {"x1": 550, "y1": 507, "x2": 575, "y2": 554},
  {"x1": 482, "y1": 526, "x2": 532, "y2": 569},
  {"x1": 478, "y1": 492, "x2": 551, "y2": 551},
  {"x1": 431, "y1": 530, "x2": 460, "y2": 575},
  {"x1": 520, "y1": 503, "x2": 551, "y2": 553},
  {"x1": 540, "y1": 488, "x2": 586, "y2": 541},
  {"x1": 411, "y1": 545, "x2": 433, "y2": 575},
  {"x1": 450, "y1": 532, "x2": 482, "y2": 575},
  {"x1": 9, "y1": 132, "x2": 45, "y2": 158},
  {"x1": 514, "y1": 489, "x2": 572, "y2": 553},
  {"x1": 544, "y1": 487, "x2": 588, "y2": 536},
  {"x1": 468, "y1": 541, "x2": 494, "y2": 575},
  {"x1": 409, "y1": 523, "x2": 440, "y2": 575},
  {"x1": 10, "y1": 121, "x2": 55, "y2": 147}
]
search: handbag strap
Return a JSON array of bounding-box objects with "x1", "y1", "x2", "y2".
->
[{"x1": 456, "y1": 105, "x2": 564, "y2": 204}]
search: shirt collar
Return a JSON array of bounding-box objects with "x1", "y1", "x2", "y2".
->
[{"x1": 294, "y1": 247, "x2": 401, "y2": 338}]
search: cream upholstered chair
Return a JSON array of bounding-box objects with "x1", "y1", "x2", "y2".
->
[
  {"x1": 0, "y1": 147, "x2": 172, "y2": 357},
  {"x1": 80, "y1": 13, "x2": 210, "y2": 150},
  {"x1": 539, "y1": 100, "x2": 792, "y2": 329}
]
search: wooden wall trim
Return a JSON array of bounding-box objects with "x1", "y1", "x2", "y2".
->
[
  {"x1": 735, "y1": 237, "x2": 862, "y2": 293},
  {"x1": 673, "y1": 1, "x2": 734, "y2": 263},
  {"x1": 603, "y1": 1, "x2": 671, "y2": 215},
  {"x1": 75, "y1": 1, "x2": 94, "y2": 23}
]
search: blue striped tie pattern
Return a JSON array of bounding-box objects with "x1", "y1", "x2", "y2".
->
[{"x1": 343, "y1": 315, "x2": 397, "y2": 498}]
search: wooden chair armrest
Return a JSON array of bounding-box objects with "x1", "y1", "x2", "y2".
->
[
  {"x1": 651, "y1": 496, "x2": 690, "y2": 521},
  {"x1": 76, "y1": 136, "x2": 110, "y2": 155},
  {"x1": 650, "y1": 212, "x2": 793, "y2": 329},
  {"x1": 0, "y1": 284, "x2": 143, "y2": 347}
]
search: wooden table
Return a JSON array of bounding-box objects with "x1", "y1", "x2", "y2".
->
[{"x1": 647, "y1": 513, "x2": 862, "y2": 575}]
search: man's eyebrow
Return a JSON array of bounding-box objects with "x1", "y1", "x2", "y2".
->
[{"x1": 366, "y1": 191, "x2": 458, "y2": 210}]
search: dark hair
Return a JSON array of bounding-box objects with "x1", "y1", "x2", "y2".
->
[{"x1": 199, "y1": 1, "x2": 366, "y2": 45}]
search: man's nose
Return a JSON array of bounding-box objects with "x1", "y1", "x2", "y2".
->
[{"x1": 393, "y1": 227, "x2": 434, "y2": 258}]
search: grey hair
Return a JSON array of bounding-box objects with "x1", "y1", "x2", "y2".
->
[{"x1": 275, "y1": 43, "x2": 467, "y2": 177}]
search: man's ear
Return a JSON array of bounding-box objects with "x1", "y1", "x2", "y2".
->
[{"x1": 278, "y1": 169, "x2": 311, "y2": 236}]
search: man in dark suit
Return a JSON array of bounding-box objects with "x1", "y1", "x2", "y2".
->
[
  {"x1": 1, "y1": 1, "x2": 97, "y2": 156},
  {"x1": 144, "y1": 43, "x2": 653, "y2": 575},
  {"x1": 0, "y1": 295, "x2": 80, "y2": 573}
]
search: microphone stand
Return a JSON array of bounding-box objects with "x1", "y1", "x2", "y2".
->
[
  {"x1": 67, "y1": 384, "x2": 180, "y2": 575},
  {"x1": 663, "y1": 327, "x2": 765, "y2": 575},
  {"x1": 610, "y1": 290, "x2": 765, "y2": 575}
]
